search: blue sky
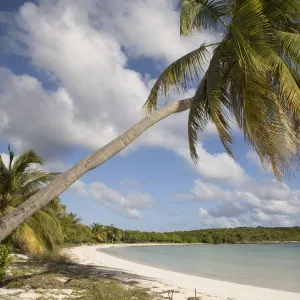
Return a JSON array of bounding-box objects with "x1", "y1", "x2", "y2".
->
[{"x1": 0, "y1": 0, "x2": 300, "y2": 231}]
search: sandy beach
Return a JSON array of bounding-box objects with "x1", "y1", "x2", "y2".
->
[{"x1": 68, "y1": 244, "x2": 300, "y2": 300}]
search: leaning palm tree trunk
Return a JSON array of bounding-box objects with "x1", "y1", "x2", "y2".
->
[{"x1": 0, "y1": 98, "x2": 192, "y2": 242}]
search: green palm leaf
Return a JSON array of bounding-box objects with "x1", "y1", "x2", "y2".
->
[
  {"x1": 13, "y1": 223, "x2": 45, "y2": 254},
  {"x1": 276, "y1": 31, "x2": 300, "y2": 70},
  {"x1": 263, "y1": 0, "x2": 300, "y2": 32},
  {"x1": 144, "y1": 43, "x2": 210, "y2": 113},
  {"x1": 148, "y1": 0, "x2": 300, "y2": 179},
  {"x1": 180, "y1": 0, "x2": 229, "y2": 36},
  {"x1": 188, "y1": 74, "x2": 210, "y2": 161},
  {"x1": 269, "y1": 52, "x2": 300, "y2": 116},
  {"x1": 0, "y1": 147, "x2": 64, "y2": 254},
  {"x1": 12, "y1": 150, "x2": 43, "y2": 175}
]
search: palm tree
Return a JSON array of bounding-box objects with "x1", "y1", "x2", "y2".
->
[
  {"x1": 69, "y1": 212, "x2": 82, "y2": 225},
  {"x1": 0, "y1": 146, "x2": 63, "y2": 254},
  {"x1": 0, "y1": 0, "x2": 299, "y2": 241},
  {"x1": 91, "y1": 223, "x2": 103, "y2": 235},
  {"x1": 145, "y1": 0, "x2": 300, "y2": 180}
]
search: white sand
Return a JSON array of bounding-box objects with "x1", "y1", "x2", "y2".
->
[{"x1": 68, "y1": 244, "x2": 300, "y2": 300}]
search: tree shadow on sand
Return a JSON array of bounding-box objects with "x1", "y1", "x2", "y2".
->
[{"x1": 1, "y1": 255, "x2": 157, "y2": 292}]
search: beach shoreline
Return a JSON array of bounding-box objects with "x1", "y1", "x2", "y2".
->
[{"x1": 67, "y1": 244, "x2": 300, "y2": 300}]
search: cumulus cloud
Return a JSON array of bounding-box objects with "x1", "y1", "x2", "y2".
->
[
  {"x1": 69, "y1": 180, "x2": 90, "y2": 197},
  {"x1": 69, "y1": 180, "x2": 155, "y2": 219},
  {"x1": 192, "y1": 179, "x2": 232, "y2": 202},
  {"x1": 176, "y1": 146, "x2": 250, "y2": 187},
  {"x1": 126, "y1": 209, "x2": 142, "y2": 219},
  {"x1": 88, "y1": 0, "x2": 217, "y2": 63},
  {"x1": 193, "y1": 179, "x2": 300, "y2": 228},
  {"x1": 1, "y1": 0, "x2": 298, "y2": 229},
  {"x1": 0, "y1": 0, "x2": 249, "y2": 189}
]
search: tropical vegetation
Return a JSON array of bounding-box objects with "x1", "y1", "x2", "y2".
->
[
  {"x1": 0, "y1": 146, "x2": 65, "y2": 254},
  {"x1": 0, "y1": 147, "x2": 299, "y2": 255},
  {"x1": 145, "y1": 0, "x2": 300, "y2": 181},
  {"x1": 68, "y1": 224, "x2": 300, "y2": 245},
  {"x1": 0, "y1": 244, "x2": 11, "y2": 282},
  {"x1": 60, "y1": 212, "x2": 93, "y2": 244},
  {"x1": 0, "y1": 0, "x2": 300, "y2": 247}
]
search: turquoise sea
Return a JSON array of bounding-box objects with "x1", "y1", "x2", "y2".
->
[{"x1": 100, "y1": 244, "x2": 300, "y2": 293}]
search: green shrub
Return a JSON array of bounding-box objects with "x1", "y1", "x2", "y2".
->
[{"x1": 0, "y1": 244, "x2": 11, "y2": 282}]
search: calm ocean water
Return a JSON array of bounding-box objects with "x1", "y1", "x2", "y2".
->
[{"x1": 100, "y1": 244, "x2": 300, "y2": 293}]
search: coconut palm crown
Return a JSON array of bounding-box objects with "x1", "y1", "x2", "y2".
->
[
  {"x1": 0, "y1": 145, "x2": 64, "y2": 254},
  {"x1": 144, "y1": 0, "x2": 300, "y2": 180}
]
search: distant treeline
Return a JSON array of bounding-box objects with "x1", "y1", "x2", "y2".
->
[
  {"x1": 121, "y1": 227, "x2": 300, "y2": 244},
  {"x1": 66, "y1": 220, "x2": 300, "y2": 245},
  {"x1": 3, "y1": 146, "x2": 298, "y2": 255}
]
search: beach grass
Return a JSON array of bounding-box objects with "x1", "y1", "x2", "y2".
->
[
  {"x1": 31, "y1": 251, "x2": 72, "y2": 265},
  {"x1": 85, "y1": 281, "x2": 151, "y2": 300},
  {"x1": 0, "y1": 251, "x2": 160, "y2": 300}
]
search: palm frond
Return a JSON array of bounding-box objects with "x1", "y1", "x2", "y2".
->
[
  {"x1": 33, "y1": 210, "x2": 63, "y2": 241},
  {"x1": 20, "y1": 171, "x2": 58, "y2": 196},
  {"x1": 13, "y1": 223, "x2": 45, "y2": 254},
  {"x1": 188, "y1": 74, "x2": 210, "y2": 162},
  {"x1": 180, "y1": 0, "x2": 229, "y2": 36},
  {"x1": 269, "y1": 52, "x2": 300, "y2": 116},
  {"x1": 174, "y1": 0, "x2": 300, "y2": 180},
  {"x1": 45, "y1": 198, "x2": 66, "y2": 217},
  {"x1": 241, "y1": 69, "x2": 299, "y2": 180},
  {"x1": 144, "y1": 43, "x2": 210, "y2": 113},
  {"x1": 263, "y1": 0, "x2": 300, "y2": 32},
  {"x1": 276, "y1": 31, "x2": 300, "y2": 71},
  {"x1": 231, "y1": 0, "x2": 272, "y2": 71},
  {"x1": 12, "y1": 150, "x2": 43, "y2": 176},
  {"x1": 0, "y1": 146, "x2": 65, "y2": 253},
  {"x1": 206, "y1": 43, "x2": 235, "y2": 157},
  {"x1": 26, "y1": 216, "x2": 56, "y2": 251},
  {"x1": 26, "y1": 209, "x2": 63, "y2": 251}
]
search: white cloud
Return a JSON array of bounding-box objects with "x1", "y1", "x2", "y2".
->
[
  {"x1": 198, "y1": 208, "x2": 242, "y2": 228},
  {"x1": 192, "y1": 179, "x2": 232, "y2": 202},
  {"x1": 194, "y1": 147, "x2": 250, "y2": 186},
  {"x1": 251, "y1": 209, "x2": 294, "y2": 227},
  {"x1": 176, "y1": 146, "x2": 250, "y2": 187},
  {"x1": 69, "y1": 180, "x2": 90, "y2": 197},
  {"x1": 88, "y1": 0, "x2": 218, "y2": 64},
  {"x1": 1, "y1": 2, "x2": 212, "y2": 150},
  {"x1": 198, "y1": 208, "x2": 209, "y2": 218},
  {"x1": 192, "y1": 178, "x2": 300, "y2": 228},
  {"x1": 125, "y1": 190, "x2": 154, "y2": 209},
  {"x1": 2, "y1": 0, "x2": 299, "y2": 228},
  {"x1": 69, "y1": 180, "x2": 155, "y2": 219},
  {"x1": 126, "y1": 209, "x2": 142, "y2": 219},
  {"x1": 0, "y1": 0, "x2": 249, "y2": 189}
]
